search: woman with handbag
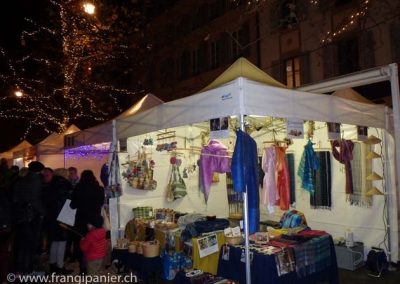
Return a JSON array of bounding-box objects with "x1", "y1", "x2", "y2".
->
[{"x1": 70, "y1": 170, "x2": 104, "y2": 274}]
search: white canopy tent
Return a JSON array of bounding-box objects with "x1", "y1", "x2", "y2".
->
[
  {"x1": 36, "y1": 124, "x2": 80, "y2": 169},
  {"x1": 0, "y1": 140, "x2": 33, "y2": 168},
  {"x1": 67, "y1": 94, "x2": 164, "y2": 147},
  {"x1": 64, "y1": 94, "x2": 164, "y2": 182},
  {"x1": 113, "y1": 58, "x2": 399, "y2": 282}
]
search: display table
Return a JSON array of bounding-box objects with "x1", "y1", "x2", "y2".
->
[
  {"x1": 111, "y1": 249, "x2": 162, "y2": 281},
  {"x1": 217, "y1": 235, "x2": 338, "y2": 284}
]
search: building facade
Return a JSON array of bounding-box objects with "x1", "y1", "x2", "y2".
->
[{"x1": 144, "y1": 0, "x2": 400, "y2": 103}]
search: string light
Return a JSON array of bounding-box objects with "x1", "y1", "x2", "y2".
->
[
  {"x1": 0, "y1": 0, "x2": 148, "y2": 139},
  {"x1": 65, "y1": 143, "x2": 110, "y2": 160},
  {"x1": 322, "y1": 0, "x2": 370, "y2": 43}
]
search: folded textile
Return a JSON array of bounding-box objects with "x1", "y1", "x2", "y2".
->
[{"x1": 293, "y1": 235, "x2": 331, "y2": 278}]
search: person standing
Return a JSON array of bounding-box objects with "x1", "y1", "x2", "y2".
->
[
  {"x1": 80, "y1": 216, "x2": 106, "y2": 276},
  {"x1": 42, "y1": 168, "x2": 73, "y2": 274},
  {"x1": 13, "y1": 161, "x2": 45, "y2": 275},
  {"x1": 67, "y1": 167, "x2": 79, "y2": 189},
  {"x1": 70, "y1": 170, "x2": 104, "y2": 274}
]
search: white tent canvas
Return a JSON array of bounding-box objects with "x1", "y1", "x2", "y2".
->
[
  {"x1": 66, "y1": 94, "x2": 164, "y2": 147},
  {"x1": 36, "y1": 124, "x2": 80, "y2": 169},
  {"x1": 114, "y1": 58, "x2": 398, "y2": 264}
]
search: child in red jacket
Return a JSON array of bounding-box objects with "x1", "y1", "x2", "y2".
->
[{"x1": 80, "y1": 216, "x2": 106, "y2": 276}]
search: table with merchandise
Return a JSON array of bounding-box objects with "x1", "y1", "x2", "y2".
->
[{"x1": 217, "y1": 230, "x2": 339, "y2": 284}]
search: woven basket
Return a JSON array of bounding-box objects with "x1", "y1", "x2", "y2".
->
[
  {"x1": 136, "y1": 242, "x2": 144, "y2": 254},
  {"x1": 225, "y1": 236, "x2": 243, "y2": 245},
  {"x1": 142, "y1": 241, "x2": 160, "y2": 258}
]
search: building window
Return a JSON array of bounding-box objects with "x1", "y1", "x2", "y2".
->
[
  {"x1": 230, "y1": 23, "x2": 250, "y2": 60},
  {"x1": 280, "y1": 0, "x2": 298, "y2": 29},
  {"x1": 337, "y1": 37, "x2": 359, "y2": 75},
  {"x1": 180, "y1": 51, "x2": 191, "y2": 80},
  {"x1": 285, "y1": 57, "x2": 301, "y2": 88},
  {"x1": 191, "y1": 49, "x2": 200, "y2": 75},
  {"x1": 390, "y1": 22, "x2": 400, "y2": 63},
  {"x1": 210, "y1": 40, "x2": 221, "y2": 69}
]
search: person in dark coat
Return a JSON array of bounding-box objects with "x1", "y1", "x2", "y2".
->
[
  {"x1": 70, "y1": 170, "x2": 104, "y2": 274},
  {"x1": 42, "y1": 168, "x2": 73, "y2": 274},
  {"x1": 13, "y1": 161, "x2": 45, "y2": 274}
]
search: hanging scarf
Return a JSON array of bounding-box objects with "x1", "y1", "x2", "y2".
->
[
  {"x1": 231, "y1": 129, "x2": 259, "y2": 234},
  {"x1": 310, "y1": 151, "x2": 332, "y2": 209},
  {"x1": 331, "y1": 139, "x2": 354, "y2": 196},
  {"x1": 298, "y1": 140, "x2": 319, "y2": 192},
  {"x1": 349, "y1": 142, "x2": 372, "y2": 207},
  {"x1": 276, "y1": 147, "x2": 290, "y2": 211}
]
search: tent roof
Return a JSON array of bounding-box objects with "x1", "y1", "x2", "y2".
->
[
  {"x1": 38, "y1": 124, "x2": 80, "y2": 147},
  {"x1": 116, "y1": 94, "x2": 164, "y2": 119},
  {"x1": 331, "y1": 88, "x2": 373, "y2": 104},
  {"x1": 0, "y1": 140, "x2": 32, "y2": 160},
  {"x1": 66, "y1": 94, "x2": 164, "y2": 146},
  {"x1": 201, "y1": 57, "x2": 286, "y2": 92}
]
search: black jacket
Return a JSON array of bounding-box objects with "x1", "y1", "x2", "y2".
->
[
  {"x1": 70, "y1": 181, "x2": 104, "y2": 235},
  {"x1": 43, "y1": 176, "x2": 72, "y2": 241}
]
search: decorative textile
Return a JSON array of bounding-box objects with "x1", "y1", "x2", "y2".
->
[
  {"x1": 310, "y1": 151, "x2": 332, "y2": 209},
  {"x1": 276, "y1": 147, "x2": 290, "y2": 211},
  {"x1": 331, "y1": 139, "x2": 354, "y2": 196},
  {"x1": 280, "y1": 210, "x2": 307, "y2": 228},
  {"x1": 293, "y1": 235, "x2": 331, "y2": 278},
  {"x1": 298, "y1": 140, "x2": 319, "y2": 192},
  {"x1": 231, "y1": 129, "x2": 259, "y2": 234},
  {"x1": 200, "y1": 140, "x2": 231, "y2": 202},
  {"x1": 349, "y1": 142, "x2": 373, "y2": 207},
  {"x1": 261, "y1": 147, "x2": 278, "y2": 213},
  {"x1": 286, "y1": 153, "x2": 296, "y2": 206}
]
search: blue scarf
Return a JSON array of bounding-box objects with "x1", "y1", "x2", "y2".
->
[
  {"x1": 298, "y1": 140, "x2": 319, "y2": 192},
  {"x1": 231, "y1": 129, "x2": 259, "y2": 234}
]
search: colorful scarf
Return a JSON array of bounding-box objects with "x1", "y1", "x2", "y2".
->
[
  {"x1": 298, "y1": 140, "x2": 319, "y2": 192},
  {"x1": 349, "y1": 143, "x2": 372, "y2": 207},
  {"x1": 331, "y1": 139, "x2": 354, "y2": 196},
  {"x1": 310, "y1": 151, "x2": 332, "y2": 209}
]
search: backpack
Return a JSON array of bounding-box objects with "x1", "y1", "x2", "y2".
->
[{"x1": 366, "y1": 247, "x2": 388, "y2": 277}]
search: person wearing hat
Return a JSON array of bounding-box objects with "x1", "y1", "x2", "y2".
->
[
  {"x1": 13, "y1": 161, "x2": 45, "y2": 274},
  {"x1": 80, "y1": 215, "x2": 106, "y2": 276}
]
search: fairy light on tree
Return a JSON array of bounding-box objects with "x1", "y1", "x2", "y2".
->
[{"x1": 0, "y1": 0, "x2": 151, "y2": 139}]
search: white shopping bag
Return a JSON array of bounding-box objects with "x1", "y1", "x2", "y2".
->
[{"x1": 57, "y1": 199, "x2": 76, "y2": 226}]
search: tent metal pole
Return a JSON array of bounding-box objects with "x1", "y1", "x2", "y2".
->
[
  {"x1": 239, "y1": 114, "x2": 251, "y2": 284},
  {"x1": 389, "y1": 63, "x2": 400, "y2": 264},
  {"x1": 383, "y1": 110, "x2": 392, "y2": 264},
  {"x1": 297, "y1": 67, "x2": 390, "y2": 93}
]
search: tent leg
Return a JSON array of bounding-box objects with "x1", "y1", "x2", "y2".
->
[
  {"x1": 239, "y1": 114, "x2": 252, "y2": 284},
  {"x1": 389, "y1": 63, "x2": 400, "y2": 265}
]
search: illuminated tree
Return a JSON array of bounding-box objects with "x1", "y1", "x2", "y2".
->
[{"x1": 0, "y1": 0, "x2": 152, "y2": 138}]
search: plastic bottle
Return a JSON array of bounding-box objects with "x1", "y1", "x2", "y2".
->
[{"x1": 345, "y1": 229, "x2": 354, "y2": 247}]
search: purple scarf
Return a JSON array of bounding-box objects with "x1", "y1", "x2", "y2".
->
[{"x1": 331, "y1": 140, "x2": 354, "y2": 195}]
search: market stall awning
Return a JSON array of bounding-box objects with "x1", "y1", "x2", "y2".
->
[
  {"x1": 36, "y1": 124, "x2": 80, "y2": 155},
  {"x1": 0, "y1": 140, "x2": 32, "y2": 160},
  {"x1": 331, "y1": 88, "x2": 374, "y2": 104},
  {"x1": 201, "y1": 57, "x2": 286, "y2": 92},
  {"x1": 66, "y1": 94, "x2": 164, "y2": 147}
]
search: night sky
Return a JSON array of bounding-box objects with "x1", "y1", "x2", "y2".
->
[{"x1": 0, "y1": 0, "x2": 43, "y2": 151}]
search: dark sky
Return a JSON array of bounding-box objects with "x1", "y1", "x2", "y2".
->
[{"x1": 0, "y1": 1, "x2": 43, "y2": 151}]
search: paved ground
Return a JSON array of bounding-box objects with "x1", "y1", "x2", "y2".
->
[{"x1": 339, "y1": 266, "x2": 400, "y2": 284}]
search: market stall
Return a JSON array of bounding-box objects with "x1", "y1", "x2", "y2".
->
[
  {"x1": 0, "y1": 140, "x2": 34, "y2": 168},
  {"x1": 64, "y1": 94, "x2": 163, "y2": 181},
  {"x1": 35, "y1": 124, "x2": 80, "y2": 169},
  {"x1": 110, "y1": 58, "x2": 398, "y2": 283}
]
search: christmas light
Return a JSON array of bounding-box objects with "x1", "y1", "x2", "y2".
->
[
  {"x1": 321, "y1": 0, "x2": 371, "y2": 43},
  {"x1": 65, "y1": 143, "x2": 110, "y2": 160},
  {"x1": 0, "y1": 0, "x2": 148, "y2": 139},
  {"x1": 83, "y1": 2, "x2": 95, "y2": 15}
]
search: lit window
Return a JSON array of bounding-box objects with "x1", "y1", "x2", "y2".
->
[{"x1": 285, "y1": 57, "x2": 301, "y2": 88}]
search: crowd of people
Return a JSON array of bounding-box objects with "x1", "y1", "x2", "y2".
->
[{"x1": 0, "y1": 158, "x2": 109, "y2": 282}]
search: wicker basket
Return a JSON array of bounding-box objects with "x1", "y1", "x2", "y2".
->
[
  {"x1": 128, "y1": 241, "x2": 139, "y2": 253},
  {"x1": 136, "y1": 242, "x2": 144, "y2": 254},
  {"x1": 142, "y1": 241, "x2": 160, "y2": 258},
  {"x1": 225, "y1": 236, "x2": 243, "y2": 245}
]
